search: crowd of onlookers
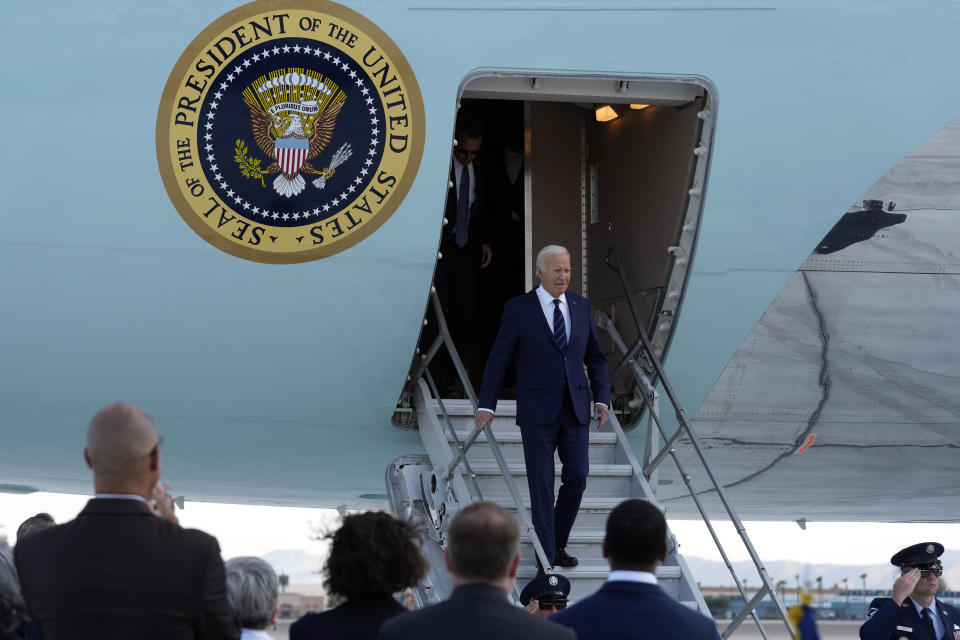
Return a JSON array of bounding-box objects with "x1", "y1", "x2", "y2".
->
[{"x1": 0, "y1": 403, "x2": 721, "y2": 640}]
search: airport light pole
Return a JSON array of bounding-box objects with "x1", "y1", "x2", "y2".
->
[
  {"x1": 860, "y1": 573, "x2": 868, "y2": 619},
  {"x1": 843, "y1": 578, "x2": 849, "y2": 619},
  {"x1": 816, "y1": 576, "x2": 823, "y2": 612},
  {"x1": 796, "y1": 573, "x2": 800, "y2": 601}
]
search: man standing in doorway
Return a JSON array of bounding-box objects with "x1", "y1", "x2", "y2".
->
[
  {"x1": 475, "y1": 245, "x2": 610, "y2": 571},
  {"x1": 434, "y1": 112, "x2": 493, "y2": 393}
]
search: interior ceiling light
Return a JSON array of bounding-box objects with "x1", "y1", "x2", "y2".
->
[
  {"x1": 595, "y1": 104, "x2": 621, "y2": 122},
  {"x1": 630, "y1": 103, "x2": 650, "y2": 110}
]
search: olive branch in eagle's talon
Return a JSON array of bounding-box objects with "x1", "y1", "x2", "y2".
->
[{"x1": 234, "y1": 139, "x2": 266, "y2": 187}]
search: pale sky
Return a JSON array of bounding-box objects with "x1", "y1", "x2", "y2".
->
[{"x1": 3, "y1": 491, "x2": 958, "y2": 569}]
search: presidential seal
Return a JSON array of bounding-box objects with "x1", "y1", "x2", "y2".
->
[{"x1": 157, "y1": 1, "x2": 424, "y2": 263}]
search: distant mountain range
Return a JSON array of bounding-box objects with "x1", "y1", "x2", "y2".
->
[
  {"x1": 683, "y1": 555, "x2": 960, "y2": 591},
  {"x1": 262, "y1": 549, "x2": 326, "y2": 590},
  {"x1": 257, "y1": 548, "x2": 960, "y2": 592}
]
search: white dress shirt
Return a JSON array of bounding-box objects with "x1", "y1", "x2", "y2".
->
[
  {"x1": 240, "y1": 629, "x2": 274, "y2": 640},
  {"x1": 534, "y1": 285, "x2": 570, "y2": 343},
  {"x1": 607, "y1": 569, "x2": 658, "y2": 585},
  {"x1": 94, "y1": 493, "x2": 150, "y2": 505}
]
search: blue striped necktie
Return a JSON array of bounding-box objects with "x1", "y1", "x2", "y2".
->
[
  {"x1": 455, "y1": 164, "x2": 469, "y2": 247},
  {"x1": 553, "y1": 299, "x2": 567, "y2": 354}
]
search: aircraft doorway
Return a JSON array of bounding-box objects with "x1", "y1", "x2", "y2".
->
[{"x1": 420, "y1": 73, "x2": 715, "y2": 421}]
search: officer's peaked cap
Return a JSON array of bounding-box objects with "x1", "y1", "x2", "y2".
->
[{"x1": 890, "y1": 542, "x2": 944, "y2": 567}]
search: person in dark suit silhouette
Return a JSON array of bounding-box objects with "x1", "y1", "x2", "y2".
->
[
  {"x1": 13, "y1": 402, "x2": 239, "y2": 640},
  {"x1": 550, "y1": 499, "x2": 721, "y2": 640},
  {"x1": 290, "y1": 512, "x2": 425, "y2": 640},
  {"x1": 475, "y1": 245, "x2": 610, "y2": 570},
  {"x1": 432, "y1": 112, "x2": 493, "y2": 392},
  {"x1": 377, "y1": 502, "x2": 573, "y2": 640}
]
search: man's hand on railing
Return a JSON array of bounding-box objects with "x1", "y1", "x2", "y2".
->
[
  {"x1": 594, "y1": 403, "x2": 610, "y2": 430},
  {"x1": 475, "y1": 411, "x2": 493, "y2": 431}
]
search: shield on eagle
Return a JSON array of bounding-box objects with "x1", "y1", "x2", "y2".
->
[{"x1": 275, "y1": 134, "x2": 310, "y2": 175}]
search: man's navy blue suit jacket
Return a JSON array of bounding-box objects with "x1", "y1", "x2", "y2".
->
[
  {"x1": 551, "y1": 581, "x2": 721, "y2": 640},
  {"x1": 478, "y1": 289, "x2": 610, "y2": 426}
]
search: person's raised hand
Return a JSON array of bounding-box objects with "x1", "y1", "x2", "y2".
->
[
  {"x1": 893, "y1": 568, "x2": 920, "y2": 605},
  {"x1": 151, "y1": 481, "x2": 179, "y2": 525}
]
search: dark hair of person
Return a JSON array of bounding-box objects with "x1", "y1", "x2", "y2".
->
[
  {"x1": 16, "y1": 513, "x2": 55, "y2": 541},
  {"x1": 324, "y1": 512, "x2": 426, "y2": 600},
  {"x1": 455, "y1": 112, "x2": 484, "y2": 140},
  {"x1": 605, "y1": 499, "x2": 667, "y2": 570},
  {"x1": 446, "y1": 502, "x2": 519, "y2": 581}
]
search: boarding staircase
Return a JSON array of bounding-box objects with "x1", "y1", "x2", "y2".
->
[{"x1": 387, "y1": 281, "x2": 795, "y2": 639}]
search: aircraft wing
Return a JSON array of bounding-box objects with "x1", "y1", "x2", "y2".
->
[{"x1": 656, "y1": 118, "x2": 960, "y2": 522}]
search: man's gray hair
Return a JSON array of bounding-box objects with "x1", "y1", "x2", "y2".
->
[
  {"x1": 0, "y1": 540, "x2": 26, "y2": 633},
  {"x1": 536, "y1": 245, "x2": 569, "y2": 271},
  {"x1": 224, "y1": 556, "x2": 279, "y2": 630}
]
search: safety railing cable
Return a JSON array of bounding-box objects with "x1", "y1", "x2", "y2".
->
[{"x1": 603, "y1": 247, "x2": 794, "y2": 640}]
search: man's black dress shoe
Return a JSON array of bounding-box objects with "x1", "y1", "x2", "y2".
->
[{"x1": 554, "y1": 548, "x2": 579, "y2": 568}]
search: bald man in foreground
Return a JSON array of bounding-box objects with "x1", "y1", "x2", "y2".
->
[{"x1": 14, "y1": 403, "x2": 240, "y2": 640}]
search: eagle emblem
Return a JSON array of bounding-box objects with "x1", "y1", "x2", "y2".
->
[{"x1": 238, "y1": 69, "x2": 350, "y2": 197}]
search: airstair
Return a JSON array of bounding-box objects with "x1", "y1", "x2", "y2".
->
[{"x1": 387, "y1": 286, "x2": 795, "y2": 639}]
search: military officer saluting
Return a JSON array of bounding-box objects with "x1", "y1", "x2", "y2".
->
[{"x1": 860, "y1": 542, "x2": 960, "y2": 640}]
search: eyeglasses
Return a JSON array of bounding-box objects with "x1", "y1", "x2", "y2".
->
[
  {"x1": 905, "y1": 563, "x2": 943, "y2": 577},
  {"x1": 538, "y1": 598, "x2": 568, "y2": 611}
]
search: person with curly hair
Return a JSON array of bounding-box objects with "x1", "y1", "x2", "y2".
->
[{"x1": 290, "y1": 511, "x2": 426, "y2": 640}]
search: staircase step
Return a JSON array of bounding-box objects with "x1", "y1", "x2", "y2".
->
[
  {"x1": 447, "y1": 431, "x2": 619, "y2": 464},
  {"x1": 491, "y1": 495, "x2": 627, "y2": 511},
  {"x1": 493, "y1": 496, "x2": 626, "y2": 529},
  {"x1": 513, "y1": 564, "x2": 685, "y2": 602},
  {"x1": 449, "y1": 431, "x2": 617, "y2": 444},
  {"x1": 429, "y1": 398, "x2": 516, "y2": 416},
  {"x1": 470, "y1": 462, "x2": 632, "y2": 496},
  {"x1": 514, "y1": 564, "x2": 681, "y2": 581},
  {"x1": 470, "y1": 462, "x2": 632, "y2": 476}
]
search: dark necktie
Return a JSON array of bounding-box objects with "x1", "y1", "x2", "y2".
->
[
  {"x1": 455, "y1": 164, "x2": 469, "y2": 247},
  {"x1": 553, "y1": 299, "x2": 567, "y2": 355},
  {"x1": 922, "y1": 607, "x2": 935, "y2": 638}
]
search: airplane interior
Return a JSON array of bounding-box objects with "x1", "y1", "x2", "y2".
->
[{"x1": 416, "y1": 74, "x2": 714, "y2": 427}]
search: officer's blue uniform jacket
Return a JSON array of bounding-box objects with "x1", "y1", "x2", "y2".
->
[{"x1": 860, "y1": 597, "x2": 960, "y2": 640}]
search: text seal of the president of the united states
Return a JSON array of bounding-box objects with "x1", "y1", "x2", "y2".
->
[{"x1": 157, "y1": 1, "x2": 425, "y2": 263}]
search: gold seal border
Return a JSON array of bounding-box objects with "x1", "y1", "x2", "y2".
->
[{"x1": 156, "y1": 0, "x2": 425, "y2": 264}]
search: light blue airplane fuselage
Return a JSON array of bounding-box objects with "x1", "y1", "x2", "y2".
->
[{"x1": 2, "y1": 0, "x2": 957, "y2": 510}]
